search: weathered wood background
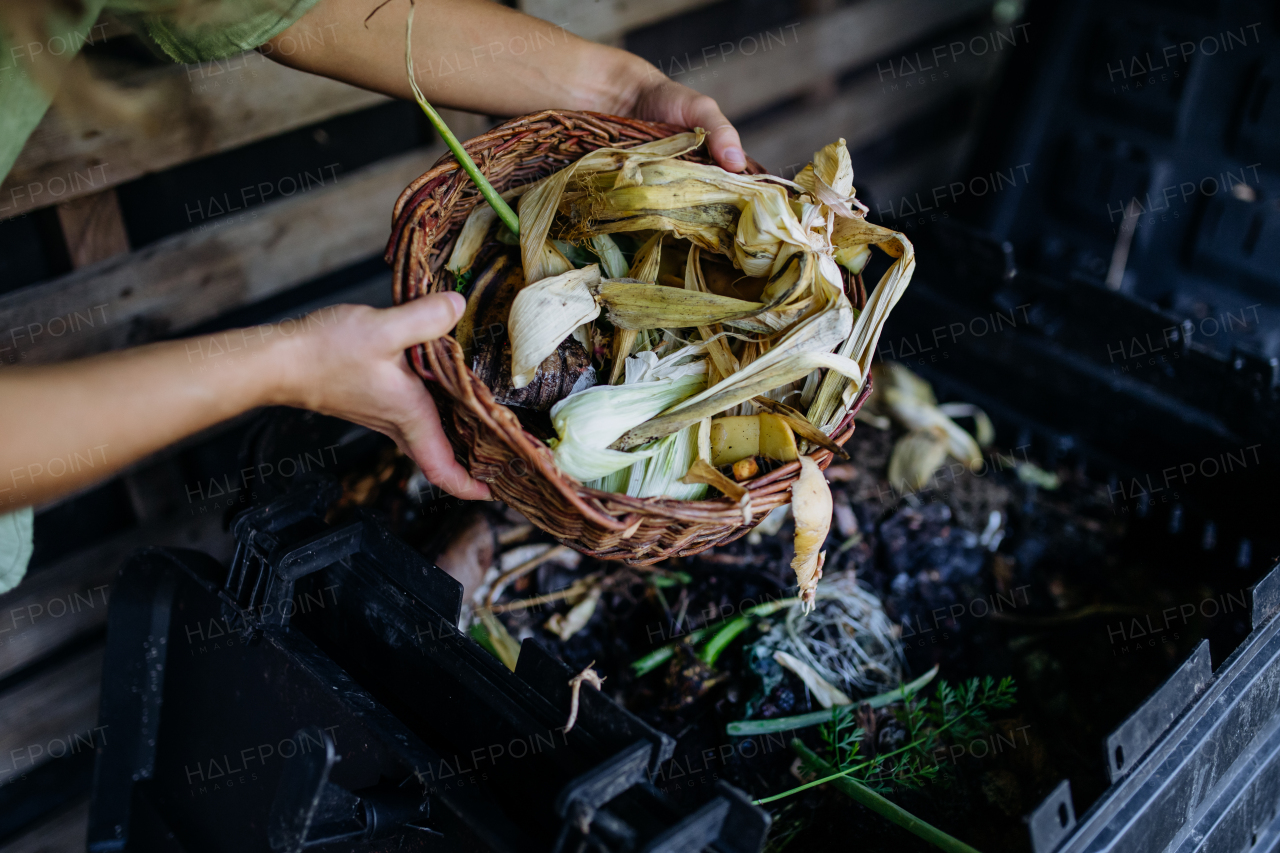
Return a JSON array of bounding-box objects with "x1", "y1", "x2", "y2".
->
[{"x1": 0, "y1": 0, "x2": 1016, "y2": 847}]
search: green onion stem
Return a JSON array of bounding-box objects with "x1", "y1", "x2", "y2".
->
[
  {"x1": 788, "y1": 740, "x2": 984, "y2": 853},
  {"x1": 631, "y1": 597, "x2": 800, "y2": 678},
  {"x1": 406, "y1": 2, "x2": 520, "y2": 236},
  {"x1": 725, "y1": 665, "x2": 939, "y2": 736},
  {"x1": 630, "y1": 627, "x2": 712, "y2": 677},
  {"x1": 700, "y1": 598, "x2": 797, "y2": 666}
]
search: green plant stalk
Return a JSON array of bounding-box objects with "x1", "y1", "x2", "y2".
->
[
  {"x1": 406, "y1": 2, "x2": 520, "y2": 236},
  {"x1": 754, "y1": 709, "x2": 951, "y2": 805},
  {"x1": 631, "y1": 596, "x2": 800, "y2": 677},
  {"x1": 700, "y1": 598, "x2": 798, "y2": 666},
  {"x1": 791, "y1": 740, "x2": 984, "y2": 853},
  {"x1": 630, "y1": 627, "x2": 713, "y2": 676},
  {"x1": 725, "y1": 665, "x2": 939, "y2": 736},
  {"x1": 755, "y1": 674, "x2": 1008, "y2": 805}
]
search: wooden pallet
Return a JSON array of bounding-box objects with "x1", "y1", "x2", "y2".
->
[{"x1": 0, "y1": 0, "x2": 1014, "y2": 845}]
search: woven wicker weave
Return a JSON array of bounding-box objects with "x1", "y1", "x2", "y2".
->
[{"x1": 386, "y1": 109, "x2": 871, "y2": 564}]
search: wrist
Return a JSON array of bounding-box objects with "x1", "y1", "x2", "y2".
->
[
  {"x1": 574, "y1": 44, "x2": 661, "y2": 116},
  {"x1": 251, "y1": 320, "x2": 315, "y2": 411}
]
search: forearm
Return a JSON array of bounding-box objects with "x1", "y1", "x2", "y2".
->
[
  {"x1": 0, "y1": 296, "x2": 488, "y2": 510},
  {"x1": 0, "y1": 328, "x2": 291, "y2": 508},
  {"x1": 266, "y1": 0, "x2": 654, "y2": 117}
]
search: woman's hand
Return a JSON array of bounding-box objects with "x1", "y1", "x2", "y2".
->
[
  {"x1": 624, "y1": 74, "x2": 748, "y2": 173},
  {"x1": 277, "y1": 294, "x2": 492, "y2": 501}
]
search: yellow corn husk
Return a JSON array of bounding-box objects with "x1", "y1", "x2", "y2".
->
[
  {"x1": 887, "y1": 425, "x2": 952, "y2": 493},
  {"x1": 752, "y1": 396, "x2": 849, "y2": 459},
  {"x1": 611, "y1": 293, "x2": 858, "y2": 449},
  {"x1": 609, "y1": 233, "x2": 663, "y2": 384},
  {"x1": 790, "y1": 455, "x2": 831, "y2": 610},
  {"x1": 593, "y1": 280, "x2": 764, "y2": 331},
  {"x1": 682, "y1": 458, "x2": 751, "y2": 524},
  {"x1": 519, "y1": 131, "x2": 706, "y2": 284},
  {"x1": 685, "y1": 245, "x2": 740, "y2": 385},
  {"x1": 583, "y1": 208, "x2": 741, "y2": 257},
  {"x1": 733, "y1": 187, "x2": 813, "y2": 277},
  {"x1": 583, "y1": 180, "x2": 748, "y2": 212},
  {"x1": 509, "y1": 265, "x2": 602, "y2": 388},
  {"x1": 806, "y1": 228, "x2": 916, "y2": 432},
  {"x1": 872, "y1": 362, "x2": 983, "y2": 470}
]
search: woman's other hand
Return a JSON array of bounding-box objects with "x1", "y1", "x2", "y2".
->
[{"x1": 278, "y1": 294, "x2": 491, "y2": 501}]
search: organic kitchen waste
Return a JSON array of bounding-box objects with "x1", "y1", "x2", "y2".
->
[
  {"x1": 406, "y1": 3, "x2": 915, "y2": 607},
  {"x1": 437, "y1": 132, "x2": 916, "y2": 604}
]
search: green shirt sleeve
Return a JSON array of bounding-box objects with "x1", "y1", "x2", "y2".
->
[
  {"x1": 0, "y1": 507, "x2": 35, "y2": 595},
  {"x1": 115, "y1": 0, "x2": 323, "y2": 65},
  {"x1": 0, "y1": 0, "x2": 109, "y2": 188},
  {"x1": 0, "y1": 0, "x2": 323, "y2": 187}
]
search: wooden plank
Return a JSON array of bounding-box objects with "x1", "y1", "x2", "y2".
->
[
  {"x1": 739, "y1": 44, "x2": 1004, "y2": 175},
  {"x1": 517, "y1": 0, "x2": 718, "y2": 42},
  {"x1": 54, "y1": 188, "x2": 130, "y2": 269},
  {"x1": 692, "y1": 0, "x2": 995, "y2": 120},
  {"x1": 0, "y1": 646, "x2": 104, "y2": 782},
  {"x1": 0, "y1": 511, "x2": 234, "y2": 682},
  {"x1": 0, "y1": 146, "x2": 441, "y2": 365},
  {"x1": 0, "y1": 55, "x2": 391, "y2": 219},
  {"x1": 1, "y1": 798, "x2": 89, "y2": 853}
]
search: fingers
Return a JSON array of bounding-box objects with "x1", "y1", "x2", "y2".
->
[
  {"x1": 383, "y1": 292, "x2": 466, "y2": 351},
  {"x1": 687, "y1": 94, "x2": 746, "y2": 172},
  {"x1": 396, "y1": 386, "x2": 493, "y2": 501}
]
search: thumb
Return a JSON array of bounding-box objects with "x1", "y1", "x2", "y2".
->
[
  {"x1": 384, "y1": 292, "x2": 466, "y2": 350},
  {"x1": 688, "y1": 97, "x2": 746, "y2": 173}
]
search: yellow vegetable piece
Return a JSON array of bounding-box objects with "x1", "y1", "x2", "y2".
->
[
  {"x1": 709, "y1": 416, "x2": 761, "y2": 467},
  {"x1": 758, "y1": 413, "x2": 799, "y2": 462}
]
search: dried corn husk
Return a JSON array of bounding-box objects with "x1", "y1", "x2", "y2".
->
[
  {"x1": 733, "y1": 188, "x2": 813, "y2": 277},
  {"x1": 593, "y1": 280, "x2": 764, "y2": 330},
  {"x1": 446, "y1": 183, "x2": 537, "y2": 276},
  {"x1": 873, "y1": 362, "x2": 982, "y2": 468},
  {"x1": 791, "y1": 455, "x2": 831, "y2": 610},
  {"x1": 683, "y1": 459, "x2": 751, "y2": 524},
  {"x1": 610, "y1": 233, "x2": 663, "y2": 383},
  {"x1": 611, "y1": 293, "x2": 858, "y2": 449},
  {"x1": 519, "y1": 131, "x2": 706, "y2": 284},
  {"x1": 509, "y1": 265, "x2": 602, "y2": 388},
  {"x1": 774, "y1": 649, "x2": 851, "y2": 707},
  {"x1": 448, "y1": 202, "x2": 498, "y2": 277},
  {"x1": 806, "y1": 227, "x2": 916, "y2": 432},
  {"x1": 545, "y1": 583, "x2": 603, "y2": 640},
  {"x1": 887, "y1": 425, "x2": 952, "y2": 493}
]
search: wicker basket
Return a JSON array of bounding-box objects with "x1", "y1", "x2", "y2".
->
[{"x1": 386, "y1": 109, "x2": 871, "y2": 565}]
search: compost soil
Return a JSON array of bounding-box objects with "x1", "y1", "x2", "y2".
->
[{"x1": 252, "y1": 409, "x2": 1262, "y2": 853}]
